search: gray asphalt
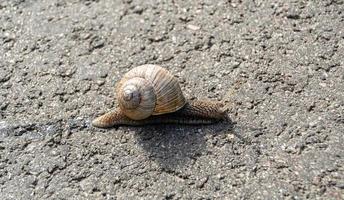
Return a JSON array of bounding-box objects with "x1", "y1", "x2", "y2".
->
[{"x1": 0, "y1": 0, "x2": 343, "y2": 199}]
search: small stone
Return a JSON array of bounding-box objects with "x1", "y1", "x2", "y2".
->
[
  {"x1": 90, "y1": 36, "x2": 105, "y2": 49},
  {"x1": 0, "y1": 121, "x2": 9, "y2": 133},
  {"x1": 187, "y1": 24, "x2": 200, "y2": 31},
  {"x1": 133, "y1": 6, "x2": 144, "y2": 14},
  {"x1": 96, "y1": 80, "x2": 105, "y2": 86},
  {"x1": 309, "y1": 120, "x2": 318, "y2": 128},
  {"x1": 335, "y1": 182, "x2": 344, "y2": 189},
  {"x1": 196, "y1": 176, "x2": 208, "y2": 188}
]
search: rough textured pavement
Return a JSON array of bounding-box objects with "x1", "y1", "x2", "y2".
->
[{"x1": 0, "y1": 0, "x2": 344, "y2": 199}]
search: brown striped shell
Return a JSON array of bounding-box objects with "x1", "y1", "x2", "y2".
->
[{"x1": 115, "y1": 65, "x2": 187, "y2": 120}]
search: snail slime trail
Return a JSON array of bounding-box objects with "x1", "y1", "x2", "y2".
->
[{"x1": 92, "y1": 65, "x2": 228, "y2": 128}]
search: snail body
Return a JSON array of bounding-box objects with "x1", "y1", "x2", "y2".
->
[{"x1": 92, "y1": 65, "x2": 228, "y2": 128}]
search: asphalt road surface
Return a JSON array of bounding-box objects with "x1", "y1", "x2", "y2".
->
[{"x1": 0, "y1": 0, "x2": 343, "y2": 199}]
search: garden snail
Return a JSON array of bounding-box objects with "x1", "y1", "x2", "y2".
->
[{"x1": 92, "y1": 65, "x2": 229, "y2": 128}]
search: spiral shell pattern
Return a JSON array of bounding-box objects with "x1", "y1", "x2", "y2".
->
[{"x1": 116, "y1": 65, "x2": 186, "y2": 120}]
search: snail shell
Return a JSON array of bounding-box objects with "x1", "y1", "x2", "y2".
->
[{"x1": 115, "y1": 65, "x2": 187, "y2": 120}]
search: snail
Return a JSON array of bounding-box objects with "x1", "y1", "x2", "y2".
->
[{"x1": 92, "y1": 65, "x2": 229, "y2": 128}]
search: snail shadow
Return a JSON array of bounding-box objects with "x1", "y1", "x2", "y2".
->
[{"x1": 130, "y1": 117, "x2": 243, "y2": 170}]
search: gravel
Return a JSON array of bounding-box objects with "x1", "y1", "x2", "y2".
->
[{"x1": 0, "y1": 0, "x2": 343, "y2": 199}]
